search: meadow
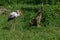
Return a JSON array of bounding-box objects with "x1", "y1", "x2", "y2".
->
[{"x1": 0, "y1": 2, "x2": 60, "y2": 40}]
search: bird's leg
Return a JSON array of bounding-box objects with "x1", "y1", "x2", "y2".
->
[
  {"x1": 13, "y1": 18, "x2": 16, "y2": 30},
  {"x1": 11, "y1": 20, "x2": 14, "y2": 30},
  {"x1": 11, "y1": 19, "x2": 15, "y2": 31}
]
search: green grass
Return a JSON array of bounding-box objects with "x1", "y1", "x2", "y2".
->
[{"x1": 0, "y1": 3, "x2": 60, "y2": 40}]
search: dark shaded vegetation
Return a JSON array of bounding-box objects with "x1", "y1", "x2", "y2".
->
[{"x1": 0, "y1": 0, "x2": 60, "y2": 5}]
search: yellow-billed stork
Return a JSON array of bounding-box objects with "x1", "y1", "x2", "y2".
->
[
  {"x1": 8, "y1": 10, "x2": 23, "y2": 21},
  {"x1": 7, "y1": 10, "x2": 23, "y2": 30}
]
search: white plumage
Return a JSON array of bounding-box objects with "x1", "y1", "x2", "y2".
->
[
  {"x1": 7, "y1": 10, "x2": 22, "y2": 21},
  {"x1": 10, "y1": 12, "x2": 20, "y2": 17}
]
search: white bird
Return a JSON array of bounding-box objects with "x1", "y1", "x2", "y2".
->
[
  {"x1": 7, "y1": 10, "x2": 23, "y2": 21},
  {"x1": 7, "y1": 10, "x2": 23, "y2": 30}
]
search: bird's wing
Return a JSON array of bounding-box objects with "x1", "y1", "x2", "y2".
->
[{"x1": 9, "y1": 12, "x2": 17, "y2": 17}]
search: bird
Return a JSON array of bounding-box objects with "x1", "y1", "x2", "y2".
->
[
  {"x1": 7, "y1": 10, "x2": 23, "y2": 21},
  {"x1": 7, "y1": 10, "x2": 23, "y2": 30}
]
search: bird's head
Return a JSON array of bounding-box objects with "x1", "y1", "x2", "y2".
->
[{"x1": 17, "y1": 10, "x2": 23, "y2": 17}]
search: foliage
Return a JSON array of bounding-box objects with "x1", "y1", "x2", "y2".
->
[
  {"x1": 0, "y1": 0, "x2": 60, "y2": 40},
  {"x1": 0, "y1": 0, "x2": 60, "y2": 5}
]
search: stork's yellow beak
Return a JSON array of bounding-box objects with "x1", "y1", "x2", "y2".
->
[
  {"x1": 20, "y1": 12, "x2": 24, "y2": 17},
  {"x1": 19, "y1": 10, "x2": 24, "y2": 17}
]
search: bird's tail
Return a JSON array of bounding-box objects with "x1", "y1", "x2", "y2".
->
[
  {"x1": 7, "y1": 17, "x2": 12, "y2": 21},
  {"x1": 7, "y1": 18, "x2": 10, "y2": 21},
  {"x1": 7, "y1": 17, "x2": 15, "y2": 22}
]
